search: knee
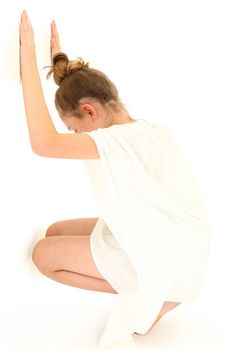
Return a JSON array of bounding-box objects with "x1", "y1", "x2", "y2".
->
[
  {"x1": 32, "y1": 239, "x2": 50, "y2": 272},
  {"x1": 45, "y1": 222, "x2": 60, "y2": 237}
]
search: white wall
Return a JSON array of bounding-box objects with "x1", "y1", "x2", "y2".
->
[{"x1": 0, "y1": 0, "x2": 232, "y2": 349}]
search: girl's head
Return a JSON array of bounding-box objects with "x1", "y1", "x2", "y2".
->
[{"x1": 46, "y1": 52, "x2": 134, "y2": 133}]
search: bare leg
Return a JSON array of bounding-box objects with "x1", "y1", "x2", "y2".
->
[
  {"x1": 40, "y1": 220, "x2": 181, "y2": 328},
  {"x1": 32, "y1": 235, "x2": 118, "y2": 294},
  {"x1": 43, "y1": 268, "x2": 117, "y2": 294},
  {"x1": 45, "y1": 217, "x2": 99, "y2": 237}
]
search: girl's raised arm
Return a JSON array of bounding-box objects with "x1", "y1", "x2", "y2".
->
[
  {"x1": 19, "y1": 10, "x2": 58, "y2": 152},
  {"x1": 19, "y1": 10, "x2": 99, "y2": 160}
]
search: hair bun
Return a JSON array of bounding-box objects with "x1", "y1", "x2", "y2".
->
[
  {"x1": 46, "y1": 52, "x2": 89, "y2": 86},
  {"x1": 53, "y1": 52, "x2": 69, "y2": 66},
  {"x1": 68, "y1": 57, "x2": 90, "y2": 73}
]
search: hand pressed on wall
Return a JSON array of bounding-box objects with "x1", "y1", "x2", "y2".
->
[
  {"x1": 19, "y1": 10, "x2": 62, "y2": 75},
  {"x1": 19, "y1": 10, "x2": 37, "y2": 76},
  {"x1": 50, "y1": 20, "x2": 62, "y2": 65}
]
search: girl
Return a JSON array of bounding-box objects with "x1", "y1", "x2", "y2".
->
[{"x1": 19, "y1": 10, "x2": 211, "y2": 349}]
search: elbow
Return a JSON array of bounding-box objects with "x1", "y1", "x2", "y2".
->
[
  {"x1": 31, "y1": 140, "x2": 50, "y2": 157},
  {"x1": 30, "y1": 134, "x2": 58, "y2": 157},
  {"x1": 31, "y1": 143, "x2": 46, "y2": 156}
]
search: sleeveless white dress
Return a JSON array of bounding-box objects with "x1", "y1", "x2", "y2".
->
[{"x1": 82, "y1": 119, "x2": 211, "y2": 348}]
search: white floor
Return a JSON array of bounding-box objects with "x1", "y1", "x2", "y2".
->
[
  {"x1": 0, "y1": 304, "x2": 226, "y2": 350},
  {"x1": 0, "y1": 284, "x2": 227, "y2": 350}
]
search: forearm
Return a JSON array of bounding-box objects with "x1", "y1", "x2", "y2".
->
[{"x1": 21, "y1": 57, "x2": 57, "y2": 151}]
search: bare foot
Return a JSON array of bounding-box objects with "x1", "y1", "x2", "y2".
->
[{"x1": 134, "y1": 301, "x2": 181, "y2": 336}]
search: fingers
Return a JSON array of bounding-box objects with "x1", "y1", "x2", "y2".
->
[
  {"x1": 20, "y1": 11, "x2": 27, "y2": 32},
  {"x1": 21, "y1": 10, "x2": 33, "y2": 33},
  {"x1": 19, "y1": 9, "x2": 35, "y2": 48},
  {"x1": 50, "y1": 19, "x2": 62, "y2": 61},
  {"x1": 51, "y1": 21, "x2": 60, "y2": 42},
  {"x1": 19, "y1": 10, "x2": 37, "y2": 75},
  {"x1": 51, "y1": 20, "x2": 59, "y2": 36}
]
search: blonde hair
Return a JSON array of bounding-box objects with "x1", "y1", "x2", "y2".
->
[{"x1": 46, "y1": 52, "x2": 129, "y2": 122}]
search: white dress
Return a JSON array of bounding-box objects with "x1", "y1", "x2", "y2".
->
[
  {"x1": 82, "y1": 119, "x2": 211, "y2": 349},
  {"x1": 90, "y1": 216, "x2": 139, "y2": 294}
]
